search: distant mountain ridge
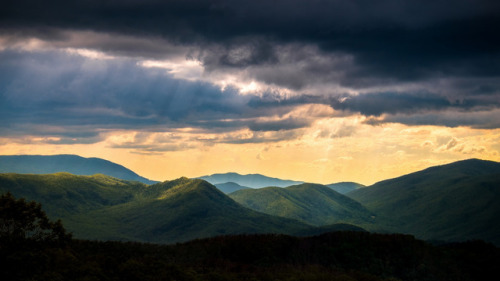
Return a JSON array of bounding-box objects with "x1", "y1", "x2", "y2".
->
[
  {"x1": 327, "y1": 182, "x2": 365, "y2": 194},
  {"x1": 214, "y1": 182, "x2": 250, "y2": 194},
  {"x1": 198, "y1": 172, "x2": 303, "y2": 188},
  {"x1": 0, "y1": 154, "x2": 157, "y2": 184}
]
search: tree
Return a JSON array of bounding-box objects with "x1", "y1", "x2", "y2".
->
[
  {"x1": 0, "y1": 192, "x2": 71, "y2": 244},
  {"x1": 1, "y1": 192, "x2": 73, "y2": 280}
]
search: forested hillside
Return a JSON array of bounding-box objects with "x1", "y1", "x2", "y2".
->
[{"x1": 348, "y1": 159, "x2": 500, "y2": 245}]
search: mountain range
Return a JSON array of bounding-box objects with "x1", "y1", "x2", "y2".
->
[
  {"x1": 0, "y1": 172, "x2": 361, "y2": 243},
  {"x1": 1, "y1": 154, "x2": 499, "y2": 245},
  {"x1": 0, "y1": 154, "x2": 362, "y2": 193}
]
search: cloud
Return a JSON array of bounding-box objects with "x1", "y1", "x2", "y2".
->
[
  {"x1": 0, "y1": 49, "x2": 335, "y2": 144},
  {"x1": 330, "y1": 92, "x2": 453, "y2": 116},
  {"x1": 1, "y1": 0, "x2": 500, "y2": 139},
  {"x1": 105, "y1": 131, "x2": 199, "y2": 154},
  {"x1": 322, "y1": 90, "x2": 500, "y2": 129},
  {"x1": 435, "y1": 137, "x2": 488, "y2": 155},
  {"x1": 0, "y1": 50, "x2": 243, "y2": 140},
  {"x1": 3, "y1": 48, "x2": 500, "y2": 146},
  {"x1": 445, "y1": 137, "x2": 459, "y2": 150},
  {"x1": 1, "y1": 0, "x2": 499, "y2": 89},
  {"x1": 248, "y1": 117, "x2": 312, "y2": 132},
  {"x1": 0, "y1": 29, "x2": 188, "y2": 59},
  {"x1": 215, "y1": 129, "x2": 304, "y2": 144},
  {"x1": 365, "y1": 109, "x2": 500, "y2": 129}
]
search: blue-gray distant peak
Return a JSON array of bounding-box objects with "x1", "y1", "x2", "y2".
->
[
  {"x1": 0, "y1": 154, "x2": 157, "y2": 185},
  {"x1": 198, "y1": 172, "x2": 303, "y2": 188},
  {"x1": 214, "y1": 182, "x2": 251, "y2": 194},
  {"x1": 327, "y1": 182, "x2": 365, "y2": 194}
]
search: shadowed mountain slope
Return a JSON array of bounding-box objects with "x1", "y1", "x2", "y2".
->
[
  {"x1": 0, "y1": 154, "x2": 157, "y2": 184},
  {"x1": 229, "y1": 183, "x2": 375, "y2": 227},
  {"x1": 348, "y1": 158, "x2": 500, "y2": 245}
]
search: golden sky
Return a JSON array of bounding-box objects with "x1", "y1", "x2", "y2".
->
[{"x1": 2, "y1": 119, "x2": 499, "y2": 185}]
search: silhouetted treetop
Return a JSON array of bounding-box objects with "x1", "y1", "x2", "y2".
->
[{"x1": 0, "y1": 192, "x2": 71, "y2": 244}]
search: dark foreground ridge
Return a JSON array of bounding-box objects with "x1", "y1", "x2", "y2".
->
[
  {"x1": 4, "y1": 231, "x2": 500, "y2": 281},
  {"x1": 2, "y1": 193, "x2": 499, "y2": 281}
]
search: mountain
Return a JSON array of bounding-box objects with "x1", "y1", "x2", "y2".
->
[
  {"x1": 348, "y1": 158, "x2": 500, "y2": 245},
  {"x1": 87, "y1": 177, "x2": 313, "y2": 243},
  {"x1": 214, "y1": 182, "x2": 250, "y2": 194},
  {"x1": 229, "y1": 183, "x2": 375, "y2": 227},
  {"x1": 0, "y1": 172, "x2": 149, "y2": 237},
  {"x1": 0, "y1": 173, "x2": 315, "y2": 243},
  {"x1": 327, "y1": 182, "x2": 365, "y2": 194},
  {"x1": 198, "y1": 172, "x2": 303, "y2": 188},
  {"x1": 0, "y1": 154, "x2": 157, "y2": 184}
]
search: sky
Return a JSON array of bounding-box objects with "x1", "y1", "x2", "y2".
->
[{"x1": 1, "y1": 0, "x2": 500, "y2": 185}]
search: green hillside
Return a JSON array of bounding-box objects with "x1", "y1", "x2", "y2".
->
[
  {"x1": 0, "y1": 173, "x2": 312, "y2": 243},
  {"x1": 229, "y1": 183, "x2": 375, "y2": 227},
  {"x1": 0, "y1": 172, "x2": 145, "y2": 217},
  {"x1": 348, "y1": 159, "x2": 500, "y2": 245},
  {"x1": 83, "y1": 177, "x2": 311, "y2": 243}
]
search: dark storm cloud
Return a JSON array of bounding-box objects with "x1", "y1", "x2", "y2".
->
[
  {"x1": 248, "y1": 117, "x2": 312, "y2": 132},
  {"x1": 194, "y1": 38, "x2": 279, "y2": 70},
  {"x1": 109, "y1": 142, "x2": 197, "y2": 152},
  {"x1": 0, "y1": 50, "x2": 247, "y2": 140},
  {"x1": 247, "y1": 89, "x2": 500, "y2": 117},
  {"x1": 216, "y1": 130, "x2": 304, "y2": 145},
  {"x1": 0, "y1": 50, "x2": 328, "y2": 143},
  {"x1": 330, "y1": 92, "x2": 454, "y2": 116},
  {"x1": 1, "y1": 48, "x2": 499, "y2": 142},
  {"x1": 327, "y1": 91, "x2": 500, "y2": 128},
  {"x1": 247, "y1": 93, "x2": 324, "y2": 108},
  {"x1": 2, "y1": 0, "x2": 500, "y2": 134},
  {"x1": 365, "y1": 109, "x2": 500, "y2": 129},
  {"x1": 2, "y1": 0, "x2": 499, "y2": 86}
]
